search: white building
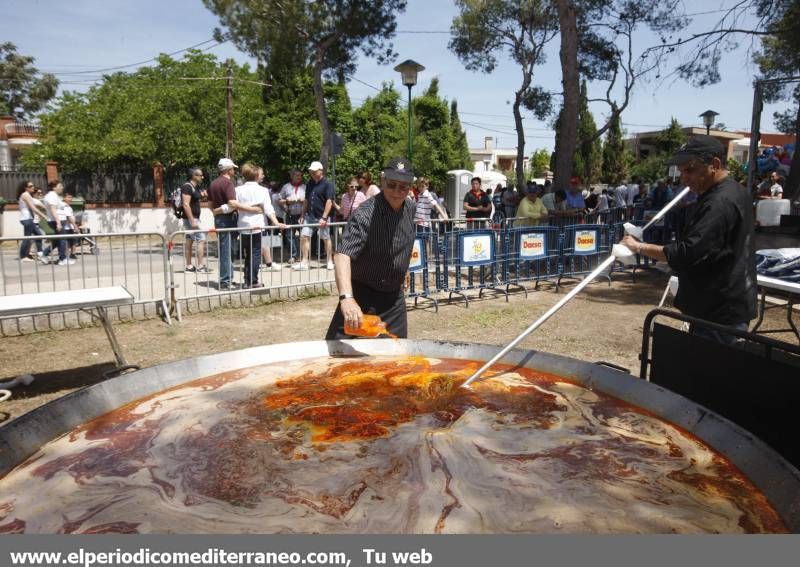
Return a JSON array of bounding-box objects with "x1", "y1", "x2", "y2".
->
[{"x1": 470, "y1": 136, "x2": 529, "y2": 176}]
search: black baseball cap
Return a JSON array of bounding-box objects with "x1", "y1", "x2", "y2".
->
[
  {"x1": 382, "y1": 157, "x2": 414, "y2": 183},
  {"x1": 667, "y1": 135, "x2": 726, "y2": 166}
]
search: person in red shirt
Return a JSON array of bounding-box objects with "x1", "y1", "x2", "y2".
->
[{"x1": 463, "y1": 177, "x2": 491, "y2": 226}]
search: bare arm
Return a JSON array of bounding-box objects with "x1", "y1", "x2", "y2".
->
[
  {"x1": 182, "y1": 193, "x2": 195, "y2": 225},
  {"x1": 434, "y1": 202, "x2": 449, "y2": 220},
  {"x1": 620, "y1": 235, "x2": 668, "y2": 262},
  {"x1": 334, "y1": 253, "x2": 363, "y2": 329}
]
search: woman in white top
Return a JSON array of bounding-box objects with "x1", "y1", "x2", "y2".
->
[
  {"x1": 357, "y1": 171, "x2": 380, "y2": 198},
  {"x1": 16, "y1": 180, "x2": 48, "y2": 261},
  {"x1": 235, "y1": 164, "x2": 285, "y2": 288}
]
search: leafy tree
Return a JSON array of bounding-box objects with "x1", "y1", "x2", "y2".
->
[
  {"x1": 629, "y1": 154, "x2": 667, "y2": 183},
  {"x1": 0, "y1": 42, "x2": 58, "y2": 119},
  {"x1": 601, "y1": 103, "x2": 627, "y2": 184},
  {"x1": 26, "y1": 52, "x2": 269, "y2": 171},
  {"x1": 530, "y1": 148, "x2": 551, "y2": 176},
  {"x1": 203, "y1": 0, "x2": 407, "y2": 169},
  {"x1": 450, "y1": 0, "x2": 558, "y2": 190},
  {"x1": 552, "y1": 0, "x2": 686, "y2": 191},
  {"x1": 753, "y1": 0, "x2": 800, "y2": 199},
  {"x1": 635, "y1": 1, "x2": 799, "y2": 197},
  {"x1": 655, "y1": 117, "x2": 685, "y2": 155}
]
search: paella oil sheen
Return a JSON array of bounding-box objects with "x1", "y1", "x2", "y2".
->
[{"x1": 0, "y1": 356, "x2": 787, "y2": 534}]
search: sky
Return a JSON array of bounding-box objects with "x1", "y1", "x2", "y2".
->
[{"x1": 4, "y1": 0, "x2": 788, "y2": 154}]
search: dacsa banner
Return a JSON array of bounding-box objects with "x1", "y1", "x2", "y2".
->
[
  {"x1": 409, "y1": 238, "x2": 425, "y2": 272},
  {"x1": 519, "y1": 232, "x2": 546, "y2": 259},
  {"x1": 574, "y1": 229, "x2": 598, "y2": 255},
  {"x1": 460, "y1": 233, "x2": 494, "y2": 266}
]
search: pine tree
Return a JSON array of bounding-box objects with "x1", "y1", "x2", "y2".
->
[
  {"x1": 574, "y1": 81, "x2": 602, "y2": 184},
  {"x1": 601, "y1": 103, "x2": 627, "y2": 184},
  {"x1": 449, "y1": 100, "x2": 472, "y2": 170}
]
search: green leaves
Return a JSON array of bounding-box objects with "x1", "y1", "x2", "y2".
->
[{"x1": 0, "y1": 42, "x2": 58, "y2": 119}]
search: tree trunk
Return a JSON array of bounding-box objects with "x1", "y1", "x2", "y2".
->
[
  {"x1": 312, "y1": 48, "x2": 331, "y2": 169},
  {"x1": 784, "y1": 100, "x2": 800, "y2": 202},
  {"x1": 513, "y1": 89, "x2": 527, "y2": 191},
  {"x1": 553, "y1": 0, "x2": 579, "y2": 192}
]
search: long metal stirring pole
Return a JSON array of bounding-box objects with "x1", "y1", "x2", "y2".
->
[{"x1": 461, "y1": 187, "x2": 691, "y2": 388}]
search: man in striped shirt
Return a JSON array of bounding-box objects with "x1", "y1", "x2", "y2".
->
[{"x1": 326, "y1": 158, "x2": 417, "y2": 340}]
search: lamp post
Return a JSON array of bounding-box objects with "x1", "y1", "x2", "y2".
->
[
  {"x1": 699, "y1": 110, "x2": 719, "y2": 136},
  {"x1": 393, "y1": 59, "x2": 425, "y2": 162}
]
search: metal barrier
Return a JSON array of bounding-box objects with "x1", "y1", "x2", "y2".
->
[
  {"x1": 436, "y1": 221, "x2": 506, "y2": 306},
  {"x1": 558, "y1": 224, "x2": 613, "y2": 289},
  {"x1": 0, "y1": 232, "x2": 170, "y2": 335},
  {"x1": 503, "y1": 226, "x2": 562, "y2": 291},
  {"x1": 165, "y1": 221, "x2": 347, "y2": 318},
  {"x1": 407, "y1": 231, "x2": 438, "y2": 311}
]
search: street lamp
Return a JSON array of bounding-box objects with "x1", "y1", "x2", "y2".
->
[
  {"x1": 394, "y1": 59, "x2": 425, "y2": 162},
  {"x1": 699, "y1": 110, "x2": 719, "y2": 136}
]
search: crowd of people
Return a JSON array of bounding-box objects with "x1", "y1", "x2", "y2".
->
[
  {"x1": 484, "y1": 175, "x2": 692, "y2": 228},
  {"x1": 15, "y1": 179, "x2": 80, "y2": 265},
  {"x1": 178, "y1": 158, "x2": 454, "y2": 289}
]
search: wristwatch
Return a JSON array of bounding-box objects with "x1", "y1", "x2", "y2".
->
[{"x1": 339, "y1": 293, "x2": 354, "y2": 301}]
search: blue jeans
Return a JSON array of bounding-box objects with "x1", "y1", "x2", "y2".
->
[
  {"x1": 19, "y1": 219, "x2": 43, "y2": 258},
  {"x1": 284, "y1": 214, "x2": 301, "y2": 260},
  {"x1": 214, "y1": 214, "x2": 237, "y2": 285},
  {"x1": 241, "y1": 231, "x2": 262, "y2": 286},
  {"x1": 42, "y1": 221, "x2": 67, "y2": 261}
]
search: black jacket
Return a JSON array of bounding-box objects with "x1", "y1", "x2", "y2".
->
[{"x1": 662, "y1": 176, "x2": 757, "y2": 324}]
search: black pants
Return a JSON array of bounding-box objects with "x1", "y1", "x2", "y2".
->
[{"x1": 325, "y1": 281, "x2": 407, "y2": 339}]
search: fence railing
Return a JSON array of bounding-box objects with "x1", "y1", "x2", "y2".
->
[
  {"x1": 1, "y1": 207, "x2": 675, "y2": 334},
  {"x1": 165, "y1": 221, "x2": 347, "y2": 319},
  {"x1": 0, "y1": 232, "x2": 169, "y2": 335}
]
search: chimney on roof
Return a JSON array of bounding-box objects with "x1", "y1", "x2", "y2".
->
[{"x1": 484, "y1": 136, "x2": 494, "y2": 150}]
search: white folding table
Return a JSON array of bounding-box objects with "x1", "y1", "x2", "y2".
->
[{"x1": 0, "y1": 286, "x2": 139, "y2": 370}]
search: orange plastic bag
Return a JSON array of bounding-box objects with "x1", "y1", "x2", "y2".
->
[{"x1": 344, "y1": 314, "x2": 397, "y2": 338}]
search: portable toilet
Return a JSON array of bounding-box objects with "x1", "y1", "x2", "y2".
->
[{"x1": 445, "y1": 169, "x2": 473, "y2": 221}]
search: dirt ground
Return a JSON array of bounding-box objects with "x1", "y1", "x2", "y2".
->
[{"x1": 0, "y1": 267, "x2": 796, "y2": 424}]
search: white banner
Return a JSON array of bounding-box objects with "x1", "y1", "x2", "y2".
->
[
  {"x1": 461, "y1": 234, "x2": 493, "y2": 265},
  {"x1": 519, "y1": 232, "x2": 546, "y2": 259}
]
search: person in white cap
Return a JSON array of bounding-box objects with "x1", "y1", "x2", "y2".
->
[
  {"x1": 208, "y1": 157, "x2": 263, "y2": 289},
  {"x1": 296, "y1": 160, "x2": 335, "y2": 270}
]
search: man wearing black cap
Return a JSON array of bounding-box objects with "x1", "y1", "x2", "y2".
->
[
  {"x1": 326, "y1": 158, "x2": 417, "y2": 339},
  {"x1": 622, "y1": 135, "x2": 757, "y2": 344}
]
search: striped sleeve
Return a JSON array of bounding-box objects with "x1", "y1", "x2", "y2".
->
[{"x1": 337, "y1": 201, "x2": 372, "y2": 259}]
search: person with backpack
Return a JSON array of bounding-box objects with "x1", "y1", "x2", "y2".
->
[{"x1": 178, "y1": 167, "x2": 209, "y2": 273}]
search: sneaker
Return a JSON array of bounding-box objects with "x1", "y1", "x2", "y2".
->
[
  {"x1": 196, "y1": 265, "x2": 212, "y2": 274},
  {"x1": 57, "y1": 259, "x2": 76, "y2": 266},
  {"x1": 20, "y1": 257, "x2": 35, "y2": 263},
  {"x1": 292, "y1": 262, "x2": 310, "y2": 271},
  {"x1": 38, "y1": 256, "x2": 50, "y2": 265},
  {"x1": 326, "y1": 261, "x2": 335, "y2": 270},
  {"x1": 69, "y1": 254, "x2": 77, "y2": 260},
  {"x1": 243, "y1": 282, "x2": 264, "y2": 289},
  {"x1": 219, "y1": 282, "x2": 239, "y2": 290},
  {"x1": 266, "y1": 263, "x2": 282, "y2": 271},
  {"x1": 185, "y1": 265, "x2": 197, "y2": 272}
]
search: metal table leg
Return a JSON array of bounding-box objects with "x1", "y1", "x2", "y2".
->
[{"x1": 96, "y1": 306, "x2": 127, "y2": 367}]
